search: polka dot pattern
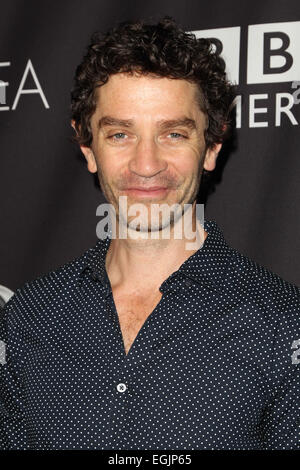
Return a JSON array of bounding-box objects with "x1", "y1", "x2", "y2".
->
[{"x1": 0, "y1": 218, "x2": 299, "y2": 449}]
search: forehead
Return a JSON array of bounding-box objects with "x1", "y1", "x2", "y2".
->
[{"x1": 94, "y1": 72, "x2": 201, "y2": 114}]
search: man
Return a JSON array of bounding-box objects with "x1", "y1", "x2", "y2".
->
[{"x1": 0, "y1": 16, "x2": 299, "y2": 450}]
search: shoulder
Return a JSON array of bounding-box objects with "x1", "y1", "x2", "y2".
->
[
  {"x1": 227, "y1": 246, "x2": 300, "y2": 308},
  {"x1": 1, "y1": 241, "x2": 98, "y2": 324},
  {"x1": 222, "y1": 247, "x2": 300, "y2": 377},
  {"x1": 224, "y1": 246, "x2": 300, "y2": 345}
]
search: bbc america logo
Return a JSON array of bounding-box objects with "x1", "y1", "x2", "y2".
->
[
  {"x1": 192, "y1": 21, "x2": 300, "y2": 85},
  {"x1": 192, "y1": 21, "x2": 300, "y2": 128}
]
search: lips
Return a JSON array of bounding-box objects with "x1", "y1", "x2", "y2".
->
[
  {"x1": 126, "y1": 187, "x2": 167, "y2": 191},
  {"x1": 122, "y1": 186, "x2": 169, "y2": 198}
]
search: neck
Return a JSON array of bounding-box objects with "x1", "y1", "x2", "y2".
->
[{"x1": 105, "y1": 206, "x2": 207, "y2": 291}]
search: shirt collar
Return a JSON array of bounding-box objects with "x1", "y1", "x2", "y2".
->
[{"x1": 78, "y1": 218, "x2": 233, "y2": 294}]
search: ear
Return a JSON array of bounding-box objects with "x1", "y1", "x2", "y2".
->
[
  {"x1": 71, "y1": 120, "x2": 97, "y2": 174},
  {"x1": 203, "y1": 142, "x2": 222, "y2": 172},
  {"x1": 80, "y1": 146, "x2": 98, "y2": 174}
]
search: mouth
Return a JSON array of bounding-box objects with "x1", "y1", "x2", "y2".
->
[{"x1": 121, "y1": 187, "x2": 170, "y2": 198}]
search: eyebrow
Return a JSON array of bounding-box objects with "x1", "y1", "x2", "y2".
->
[{"x1": 97, "y1": 115, "x2": 197, "y2": 131}]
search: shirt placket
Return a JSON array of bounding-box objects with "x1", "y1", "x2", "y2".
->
[
  {"x1": 103, "y1": 291, "x2": 132, "y2": 448},
  {"x1": 102, "y1": 275, "x2": 187, "y2": 449}
]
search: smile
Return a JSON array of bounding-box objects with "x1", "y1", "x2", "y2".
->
[{"x1": 122, "y1": 187, "x2": 170, "y2": 198}]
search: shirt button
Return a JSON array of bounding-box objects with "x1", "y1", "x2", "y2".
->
[{"x1": 117, "y1": 383, "x2": 127, "y2": 393}]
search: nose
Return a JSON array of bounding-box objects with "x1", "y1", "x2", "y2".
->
[{"x1": 128, "y1": 137, "x2": 167, "y2": 178}]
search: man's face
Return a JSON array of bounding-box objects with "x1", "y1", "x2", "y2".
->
[{"x1": 77, "y1": 72, "x2": 221, "y2": 232}]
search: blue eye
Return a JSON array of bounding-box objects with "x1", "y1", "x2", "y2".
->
[
  {"x1": 169, "y1": 132, "x2": 185, "y2": 139},
  {"x1": 108, "y1": 132, "x2": 127, "y2": 140}
]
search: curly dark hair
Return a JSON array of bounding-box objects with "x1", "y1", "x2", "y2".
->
[{"x1": 70, "y1": 16, "x2": 236, "y2": 150}]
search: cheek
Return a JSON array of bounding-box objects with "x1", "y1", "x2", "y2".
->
[
  {"x1": 94, "y1": 146, "x2": 122, "y2": 174},
  {"x1": 171, "y1": 149, "x2": 201, "y2": 177}
]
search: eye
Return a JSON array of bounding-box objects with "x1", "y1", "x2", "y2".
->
[
  {"x1": 168, "y1": 132, "x2": 186, "y2": 139},
  {"x1": 108, "y1": 132, "x2": 127, "y2": 140}
]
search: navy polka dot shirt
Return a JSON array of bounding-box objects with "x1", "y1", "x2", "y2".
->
[{"x1": 0, "y1": 219, "x2": 299, "y2": 450}]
